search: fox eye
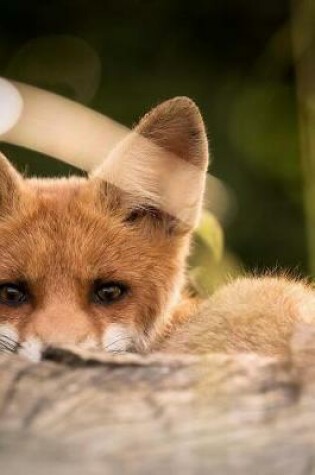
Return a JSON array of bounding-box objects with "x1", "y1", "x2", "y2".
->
[
  {"x1": 0, "y1": 283, "x2": 28, "y2": 307},
  {"x1": 92, "y1": 281, "x2": 128, "y2": 305}
]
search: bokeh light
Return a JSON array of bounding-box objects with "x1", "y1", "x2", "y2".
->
[
  {"x1": 7, "y1": 35, "x2": 101, "y2": 103},
  {"x1": 0, "y1": 78, "x2": 23, "y2": 135}
]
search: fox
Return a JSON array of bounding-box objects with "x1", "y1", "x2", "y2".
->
[{"x1": 0, "y1": 96, "x2": 314, "y2": 362}]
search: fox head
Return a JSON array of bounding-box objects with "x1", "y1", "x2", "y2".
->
[{"x1": 0, "y1": 97, "x2": 208, "y2": 360}]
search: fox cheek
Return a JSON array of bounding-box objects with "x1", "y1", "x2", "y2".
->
[{"x1": 18, "y1": 336, "x2": 43, "y2": 362}]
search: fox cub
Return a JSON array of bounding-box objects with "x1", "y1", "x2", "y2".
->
[{"x1": 0, "y1": 97, "x2": 313, "y2": 361}]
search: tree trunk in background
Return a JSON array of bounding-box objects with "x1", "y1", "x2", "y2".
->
[
  {"x1": 1, "y1": 340, "x2": 315, "y2": 475},
  {"x1": 292, "y1": 0, "x2": 315, "y2": 277}
]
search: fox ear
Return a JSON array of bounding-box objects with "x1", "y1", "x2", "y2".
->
[
  {"x1": 0, "y1": 152, "x2": 21, "y2": 215},
  {"x1": 133, "y1": 96, "x2": 208, "y2": 170},
  {"x1": 91, "y1": 97, "x2": 209, "y2": 230}
]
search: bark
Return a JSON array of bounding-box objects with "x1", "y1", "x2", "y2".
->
[{"x1": 1, "y1": 334, "x2": 315, "y2": 475}]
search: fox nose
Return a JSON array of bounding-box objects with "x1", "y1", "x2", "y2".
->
[{"x1": 23, "y1": 307, "x2": 95, "y2": 346}]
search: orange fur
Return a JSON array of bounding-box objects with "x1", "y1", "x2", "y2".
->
[
  {"x1": 160, "y1": 276, "x2": 315, "y2": 357},
  {"x1": 0, "y1": 97, "x2": 207, "y2": 357},
  {"x1": 0, "y1": 97, "x2": 313, "y2": 360}
]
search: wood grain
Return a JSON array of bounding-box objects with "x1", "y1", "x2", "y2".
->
[{"x1": 0, "y1": 341, "x2": 315, "y2": 475}]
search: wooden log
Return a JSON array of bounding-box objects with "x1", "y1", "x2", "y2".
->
[{"x1": 0, "y1": 341, "x2": 315, "y2": 475}]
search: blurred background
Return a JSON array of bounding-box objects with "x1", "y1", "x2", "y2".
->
[{"x1": 0, "y1": 0, "x2": 314, "y2": 290}]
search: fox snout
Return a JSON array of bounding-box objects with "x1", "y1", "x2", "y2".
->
[{"x1": 22, "y1": 306, "x2": 95, "y2": 347}]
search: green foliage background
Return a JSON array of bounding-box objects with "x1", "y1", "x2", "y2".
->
[{"x1": 0, "y1": 0, "x2": 307, "y2": 285}]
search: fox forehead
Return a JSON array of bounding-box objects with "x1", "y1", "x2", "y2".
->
[
  {"x1": 0, "y1": 178, "x2": 178, "y2": 284},
  {"x1": 27, "y1": 177, "x2": 88, "y2": 213}
]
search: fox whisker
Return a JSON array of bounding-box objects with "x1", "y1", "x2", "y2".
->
[
  {"x1": 105, "y1": 335, "x2": 133, "y2": 352},
  {"x1": 0, "y1": 334, "x2": 20, "y2": 354}
]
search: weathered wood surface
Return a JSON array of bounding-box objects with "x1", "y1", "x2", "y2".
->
[{"x1": 1, "y1": 337, "x2": 315, "y2": 475}]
